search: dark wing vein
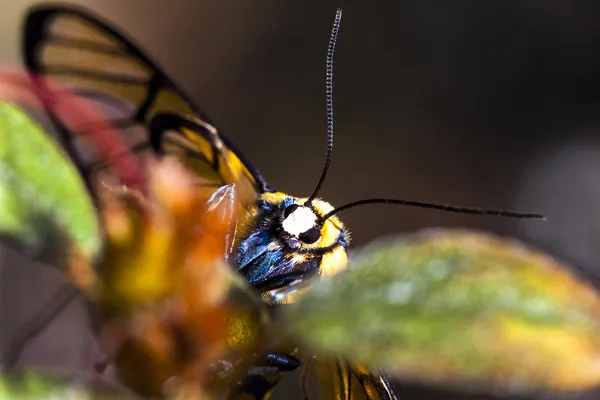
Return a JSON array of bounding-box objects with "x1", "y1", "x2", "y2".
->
[{"x1": 23, "y1": 4, "x2": 270, "y2": 197}]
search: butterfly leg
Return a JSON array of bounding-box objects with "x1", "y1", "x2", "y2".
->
[{"x1": 233, "y1": 353, "x2": 300, "y2": 400}]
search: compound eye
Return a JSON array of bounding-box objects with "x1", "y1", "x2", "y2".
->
[
  {"x1": 283, "y1": 204, "x2": 300, "y2": 219},
  {"x1": 299, "y1": 226, "x2": 321, "y2": 244}
]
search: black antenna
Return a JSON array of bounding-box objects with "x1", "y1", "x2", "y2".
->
[
  {"x1": 304, "y1": 8, "x2": 545, "y2": 223},
  {"x1": 305, "y1": 8, "x2": 342, "y2": 207},
  {"x1": 322, "y1": 198, "x2": 546, "y2": 221}
]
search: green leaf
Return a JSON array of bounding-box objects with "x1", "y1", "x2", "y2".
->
[
  {"x1": 284, "y1": 229, "x2": 600, "y2": 394},
  {"x1": 0, "y1": 369, "x2": 142, "y2": 399},
  {"x1": 0, "y1": 102, "x2": 99, "y2": 258}
]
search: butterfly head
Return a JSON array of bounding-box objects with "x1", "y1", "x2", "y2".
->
[
  {"x1": 279, "y1": 197, "x2": 342, "y2": 249},
  {"x1": 232, "y1": 192, "x2": 350, "y2": 295}
]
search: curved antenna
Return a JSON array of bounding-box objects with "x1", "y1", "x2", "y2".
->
[
  {"x1": 305, "y1": 8, "x2": 343, "y2": 207},
  {"x1": 305, "y1": 9, "x2": 545, "y2": 224},
  {"x1": 321, "y1": 198, "x2": 546, "y2": 221}
]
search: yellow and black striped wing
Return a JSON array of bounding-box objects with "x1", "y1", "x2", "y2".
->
[
  {"x1": 22, "y1": 4, "x2": 271, "y2": 200},
  {"x1": 302, "y1": 356, "x2": 400, "y2": 400}
]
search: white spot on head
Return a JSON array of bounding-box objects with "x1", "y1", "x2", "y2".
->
[{"x1": 282, "y1": 206, "x2": 317, "y2": 236}]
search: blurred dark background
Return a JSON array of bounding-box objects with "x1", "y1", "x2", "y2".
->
[{"x1": 3, "y1": 0, "x2": 600, "y2": 399}]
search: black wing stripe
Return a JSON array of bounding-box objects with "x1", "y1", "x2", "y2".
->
[
  {"x1": 134, "y1": 76, "x2": 162, "y2": 121},
  {"x1": 23, "y1": 4, "x2": 270, "y2": 197},
  {"x1": 30, "y1": 6, "x2": 214, "y2": 122}
]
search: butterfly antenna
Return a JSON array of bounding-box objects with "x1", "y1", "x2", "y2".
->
[
  {"x1": 306, "y1": 8, "x2": 342, "y2": 207},
  {"x1": 306, "y1": 9, "x2": 544, "y2": 223},
  {"x1": 322, "y1": 198, "x2": 546, "y2": 221}
]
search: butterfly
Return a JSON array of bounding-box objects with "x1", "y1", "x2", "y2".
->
[{"x1": 20, "y1": 3, "x2": 544, "y2": 399}]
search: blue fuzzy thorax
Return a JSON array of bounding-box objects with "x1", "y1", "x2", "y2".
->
[
  {"x1": 231, "y1": 195, "x2": 349, "y2": 292},
  {"x1": 232, "y1": 197, "x2": 298, "y2": 287}
]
